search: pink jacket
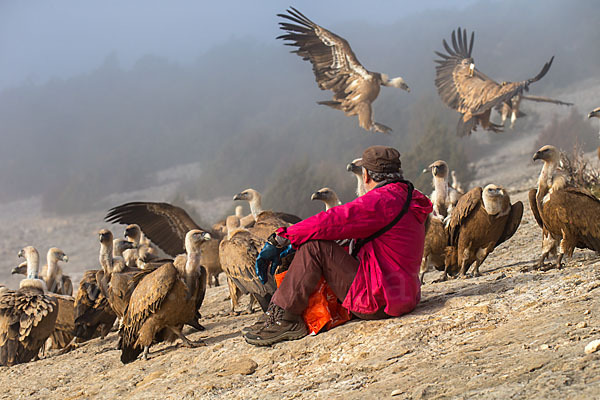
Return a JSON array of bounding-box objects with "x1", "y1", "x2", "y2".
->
[{"x1": 277, "y1": 182, "x2": 432, "y2": 316}]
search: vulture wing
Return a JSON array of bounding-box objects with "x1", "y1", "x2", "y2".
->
[
  {"x1": 496, "y1": 201, "x2": 524, "y2": 247},
  {"x1": 74, "y1": 270, "x2": 117, "y2": 341},
  {"x1": 46, "y1": 293, "x2": 75, "y2": 349},
  {"x1": 435, "y1": 27, "x2": 554, "y2": 136},
  {"x1": 219, "y1": 230, "x2": 277, "y2": 299},
  {"x1": 105, "y1": 202, "x2": 202, "y2": 257},
  {"x1": 521, "y1": 95, "x2": 573, "y2": 106},
  {"x1": 528, "y1": 189, "x2": 544, "y2": 229},
  {"x1": 447, "y1": 186, "x2": 483, "y2": 246}
]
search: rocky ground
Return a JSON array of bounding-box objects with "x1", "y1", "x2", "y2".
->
[{"x1": 1, "y1": 121, "x2": 600, "y2": 398}]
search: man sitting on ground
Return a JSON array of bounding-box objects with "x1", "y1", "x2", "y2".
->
[{"x1": 245, "y1": 145, "x2": 433, "y2": 346}]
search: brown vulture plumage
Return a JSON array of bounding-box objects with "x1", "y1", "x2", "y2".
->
[
  {"x1": 497, "y1": 94, "x2": 573, "y2": 129},
  {"x1": 530, "y1": 145, "x2": 600, "y2": 268},
  {"x1": 277, "y1": 7, "x2": 410, "y2": 134},
  {"x1": 0, "y1": 247, "x2": 58, "y2": 366},
  {"x1": 120, "y1": 230, "x2": 209, "y2": 363},
  {"x1": 434, "y1": 27, "x2": 554, "y2": 136},
  {"x1": 419, "y1": 215, "x2": 449, "y2": 284},
  {"x1": 104, "y1": 202, "x2": 223, "y2": 286},
  {"x1": 219, "y1": 216, "x2": 276, "y2": 313},
  {"x1": 73, "y1": 269, "x2": 117, "y2": 341},
  {"x1": 444, "y1": 185, "x2": 523, "y2": 278}
]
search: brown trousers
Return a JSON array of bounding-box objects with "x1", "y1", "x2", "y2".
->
[{"x1": 271, "y1": 240, "x2": 389, "y2": 320}]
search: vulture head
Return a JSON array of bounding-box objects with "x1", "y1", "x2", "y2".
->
[
  {"x1": 233, "y1": 188, "x2": 263, "y2": 217},
  {"x1": 47, "y1": 247, "x2": 68, "y2": 264},
  {"x1": 428, "y1": 160, "x2": 449, "y2": 179},
  {"x1": 381, "y1": 74, "x2": 410, "y2": 92},
  {"x1": 588, "y1": 107, "x2": 600, "y2": 119},
  {"x1": 124, "y1": 224, "x2": 142, "y2": 244},
  {"x1": 482, "y1": 184, "x2": 509, "y2": 216},
  {"x1": 346, "y1": 158, "x2": 363, "y2": 176},
  {"x1": 185, "y1": 229, "x2": 211, "y2": 254},
  {"x1": 311, "y1": 187, "x2": 341, "y2": 210},
  {"x1": 98, "y1": 229, "x2": 113, "y2": 246},
  {"x1": 533, "y1": 145, "x2": 560, "y2": 163},
  {"x1": 11, "y1": 261, "x2": 27, "y2": 275}
]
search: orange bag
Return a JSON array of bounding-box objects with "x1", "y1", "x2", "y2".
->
[{"x1": 275, "y1": 271, "x2": 351, "y2": 335}]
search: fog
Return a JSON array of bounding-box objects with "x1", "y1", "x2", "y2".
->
[{"x1": 0, "y1": 0, "x2": 598, "y2": 220}]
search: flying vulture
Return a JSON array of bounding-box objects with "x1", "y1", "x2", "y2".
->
[
  {"x1": 434, "y1": 27, "x2": 554, "y2": 136},
  {"x1": 530, "y1": 145, "x2": 600, "y2": 269},
  {"x1": 445, "y1": 185, "x2": 523, "y2": 278},
  {"x1": 0, "y1": 247, "x2": 58, "y2": 366},
  {"x1": 277, "y1": 7, "x2": 410, "y2": 134},
  {"x1": 104, "y1": 201, "x2": 223, "y2": 286},
  {"x1": 121, "y1": 230, "x2": 209, "y2": 363}
]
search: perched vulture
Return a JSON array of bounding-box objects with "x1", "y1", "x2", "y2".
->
[
  {"x1": 219, "y1": 215, "x2": 276, "y2": 313},
  {"x1": 434, "y1": 27, "x2": 554, "y2": 136},
  {"x1": 121, "y1": 230, "x2": 209, "y2": 363},
  {"x1": 444, "y1": 185, "x2": 523, "y2": 278},
  {"x1": 425, "y1": 160, "x2": 462, "y2": 219},
  {"x1": 123, "y1": 224, "x2": 158, "y2": 268},
  {"x1": 347, "y1": 158, "x2": 366, "y2": 197},
  {"x1": 530, "y1": 145, "x2": 600, "y2": 268},
  {"x1": 277, "y1": 7, "x2": 410, "y2": 134},
  {"x1": 497, "y1": 94, "x2": 573, "y2": 129},
  {"x1": 104, "y1": 202, "x2": 223, "y2": 286},
  {"x1": 12, "y1": 248, "x2": 72, "y2": 296},
  {"x1": 311, "y1": 187, "x2": 342, "y2": 211},
  {"x1": 96, "y1": 230, "x2": 139, "y2": 321},
  {"x1": 450, "y1": 170, "x2": 464, "y2": 193},
  {"x1": 233, "y1": 188, "x2": 302, "y2": 239},
  {"x1": 419, "y1": 215, "x2": 449, "y2": 284},
  {"x1": 73, "y1": 269, "x2": 117, "y2": 341},
  {"x1": 0, "y1": 247, "x2": 58, "y2": 366}
]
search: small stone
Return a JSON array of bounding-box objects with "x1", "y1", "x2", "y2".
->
[
  {"x1": 577, "y1": 322, "x2": 587, "y2": 329},
  {"x1": 584, "y1": 310, "x2": 591, "y2": 315},
  {"x1": 391, "y1": 389, "x2": 403, "y2": 396},
  {"x1": 539, "y1": 344, "x2": 549, "y2": 350},
  {"x1": 565, "y1": 322, "x2": 572, "y2": 327},
  {"x1": 584, "y1": 339, "x2": 600, "y2": 354}
]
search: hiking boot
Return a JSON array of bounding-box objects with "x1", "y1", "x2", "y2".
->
[
  {"x1": 244, "y1": 304, "x2": 307, "y2": 346},
  {"x1": 241, "y1": 313, "x2": 268, "y2": 335}
]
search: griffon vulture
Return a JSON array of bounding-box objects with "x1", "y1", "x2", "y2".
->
[
  {"x1": 425, "y1": 160, "x2": 462, "y2": 219},
  {"x1": 12, "y1": 248, "x2": 72, "y2": 296},
  {"x1": 444, "y1": 185, "x2": 523, "y2": 278},
  {"x1": 73, "y1": 269, "x2": 117, "y2": 341},
  {"x1": 419, "y1": 215, "x2": 449, "y2": 284},
  {"x1": 120, "y1": 230, "x2": 209, "y2": 363},
  {"x1": 219, "y1": 216, "x2": 276, "y2": 313},
  {"x1": 434, "y1": 27, "x2": 554, "y2": 136},
  {"x1": 347, "y1": 158, "x2": 366, "y2": 197},
  {"x1": 277, "y1": 7, "x2": 410, "y2": 134},
  {"x1": 530, "y1": 145, "x2": 600, "y2": 268},
  {"x1": 233, "y1": 188, "x2": 302, "y2": 239},
  {"x1": 311, "y1": 187, "x2": 342, "y2": 211},
  {"x1": 0, "y1": 247, "x2": 58, "y2": 366},
  {"x1": 497, "y1": 94, "x2": 573, "y2": 129},
  {"x1": 104, "y1": 202, "x2": 223, "y2": 286},
  {"x1": 450, "y1": 170, "x2": 464, "y2": 193}
]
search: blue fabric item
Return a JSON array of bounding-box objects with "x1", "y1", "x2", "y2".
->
[
  {"x1": 255, "y1": 242, "x2": 281, "y2": 284},
  {"x1": 269, "y1": 244, "x2": 295, "y2": 275}
]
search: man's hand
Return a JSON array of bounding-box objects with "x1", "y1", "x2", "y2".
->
[{"x1": 254, "y1": 233, "x2": 295, "y2": 284}]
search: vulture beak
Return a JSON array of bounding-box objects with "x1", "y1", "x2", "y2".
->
[
  {"x1": 589, "y1": 110, "x2": 599, "y2": 119},
  {"x1": 532, "y1": 151, "x2": 542, "y2": 161},
  {"x1": 233, "y1": 192, "x2": 246, "y2": 201},
  {"x1": 201, "y1": 232, "x2": 211, "y2": 241},
  {"x1": 311, "y1": 192, "x2": 323, "y2": 201},
  {"x1": 346, "y1": 162, "x2": 362, "y2": 175},
  {"x1": 62, "y1": 254, "x2": 69, "y2": 263},
  {"x1": 17, "y1": 249, "x2": 24, "y2": 258},
  {"x1": 11, "y1": 265, "x2": 24, "y2": 275}
]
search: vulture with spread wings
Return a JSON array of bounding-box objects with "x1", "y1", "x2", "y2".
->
[
  {"x1": 434, "y1": 27, "x2": 554, "y2": 136},
  {"x1": 277, "y1": 7, "x2": 410, "y2": 134},
  {"x1": 104, "y1": 202, "x2": 207, "y2": 257}
]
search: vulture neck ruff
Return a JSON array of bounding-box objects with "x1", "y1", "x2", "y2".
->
[
  {"x1": 482, "y1": 191, "x2": 507, "y2": 216},
  {"x1": 20, "y1": 249, "x2": 46, "y2": 290},
  {"x1": 99, "y1": 240, "x2": 114, "y2": 274}
]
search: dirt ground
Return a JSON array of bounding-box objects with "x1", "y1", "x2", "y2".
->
[{"x1": 1, "y1": 131, "x2": 600, "y2": 399}]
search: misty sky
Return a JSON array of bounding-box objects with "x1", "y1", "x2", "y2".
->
[{"x1": 0, "y1": 0, "x2": 479, "y2": 90}]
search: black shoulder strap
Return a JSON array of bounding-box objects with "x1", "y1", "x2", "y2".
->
[{"x1": 351, "y1": 179, "x2": 414, "y2": 258}]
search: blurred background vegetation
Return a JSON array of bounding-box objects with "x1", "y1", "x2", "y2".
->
[{"x1": 1, "y1": 0, "x2": 599, "y2": 220}]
